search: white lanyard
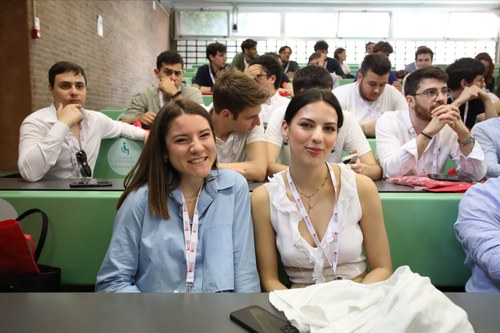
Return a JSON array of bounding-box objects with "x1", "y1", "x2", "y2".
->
[
  {"x1": 286, "y1": 163, "x2": 340, "y2": 277},
  {"x1": 159, "y1": 90, "x2": 164, "y2": 108},
  {"x1": 181, "y1": 186, "x2": 203, "y2": 293},
  {"x1": 209, "y1": 66, "x2": 216, "y2": 85},
  {"x1": 67, "y1": 121, "x2": 88, "y2": 178},
  {"x1": 463, "y1": 101, "x2": 469, "y2": 126},
  {"x1": 283, "y1": 62, "x2": 290, "y2": 73}
]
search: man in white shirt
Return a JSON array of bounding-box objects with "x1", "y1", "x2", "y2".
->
[
  {"x1": 376, "y1": 66, "x2": 486, "y2": 181},
  {"x1": 265, "y1": 65, "x2": 382, "y2": 180},
  {"x1": 244, "y1": 54, "x2": 290, "y2": 126},
  {"x1": 210, "y1": 71, "x2": 270, "y2": 181},
  {"x1": 18, "y1": 61, "x2": 147, "y2": 182},
  {"x1": 333, "y1": 54, "x2": 407, "y2": 137}
]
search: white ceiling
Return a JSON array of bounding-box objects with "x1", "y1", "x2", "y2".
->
[{"x1": 162, "y1": 0, "x2": 500, "y2": 10}]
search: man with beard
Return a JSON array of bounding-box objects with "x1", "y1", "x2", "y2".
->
[
  {"x1": 375, "y1": 66, "x2": 486, "y2": 181},
  {"x1": 333, "y1": 54, "x2": 407, "y2": 137}
]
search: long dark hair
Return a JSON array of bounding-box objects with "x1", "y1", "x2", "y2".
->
[{"x1": 117, "y1": 99, "x2": 217, "y2": 219}]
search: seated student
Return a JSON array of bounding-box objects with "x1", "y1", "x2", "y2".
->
[
  {"x1": 454, "y1": 176, "x2": 500, "y2": 292},
  {"x1": 404, "y1": 46, "x2": 434, "y2": 73},
  {"x1": 18, "y1": 61, "x2": 147, "y2": 182},
  {"x1": 231, "y1": 39, "x2": 258, "y2": 72},
  {"x1": 119, "y1": 50, "x2": 203, "y2": 128},
  {"x1": 334, "y1": 47, "x2": 352, "y2": 78},
  {"x1": 265, "y1": 66, "x2": 382, "y2": 180},
  {"x1": 354, "y1": 41, "x2": 400, "y2": 91},
  {"x1": 308, "y1": 53, "x2": 340, "y2": 89},
  {"x1": 446, "y1": 57, "x2": 496, "y2": 129},
  {"x1": 278, "y1": 46, "x2": 300, "y2": 79},
  {"x1": 244, "y1": 54, "x2": 290, "y2": 125},
  {"x1": 333, "y1": 54, "x2": 407, "y2": 137},
  {"x1": 192, "y1": 42, "x2": 230, "y2": 92},
  {"x1": 471, "y1": 117, "x2": 500, "y2": 178},
  {"x1": 313, "y1": 40, "x2": 345, "y2": 77},
  {"x1": 475, "y1": 52, "x2": 496, "y2": 93},
  {"x1": 252, "y1": 89, "x2": 392, "y2": 291},
  {"x1": 96, "y1": 99, "x2": 260, "y2": 293},
  {"x1": 210, "y1": 71, "x2": 269, "y2": 181},
  {"x1": 376, "y1": 66, "x2": 486, "y2": 181}
]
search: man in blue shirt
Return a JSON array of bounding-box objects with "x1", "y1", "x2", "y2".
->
[
  {"x1": 192, "y1": 42, "x2": 230, "y2": 92},
  {"x1": 471, "y1": 117, "x2": 500, "y2": 178},
  {"x1": 313, "y1": 40, "x2": 345, "y2": 78},
  {"x1": 455, "y1": 176, "x2": 500, "y2": 292}
]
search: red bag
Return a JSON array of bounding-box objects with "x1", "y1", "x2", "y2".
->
[{"x1": 0, "y1": 209, "x2": 46, "y2": 275}]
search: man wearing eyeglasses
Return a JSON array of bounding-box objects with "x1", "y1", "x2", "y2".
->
[
  {"x1": 244, "y1": 54, "x2": 290, "y2": 126},
  {"x1": 119, "y1": 50, "x2": 203, "y2": 128},
  {"x1": 18, "y1": 61, "x2": 148, "y2": 182},
  {"x1": 376, "y1": 66, "x2": 486, "y2": 181},
  {"x1": 446, "y1": 57, "x2": 496, "y2": 130}
]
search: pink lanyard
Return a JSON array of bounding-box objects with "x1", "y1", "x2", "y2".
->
[
  {"x1": 181, "y1": 186, "x2": 203, "y2": 293},
  {"x1": 286, "y1": 163, "x2": 340, "y2": 277}
]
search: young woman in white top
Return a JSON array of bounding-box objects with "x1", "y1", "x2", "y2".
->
[{"x1": 252, "y1": 88, "x2": 392, "y2": 291}]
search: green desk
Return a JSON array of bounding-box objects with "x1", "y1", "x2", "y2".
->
[
  {"x1": 99, "y1": 109, "x2": 125, "y2": 120},
  {"x1": 0, "y1": 179, "x2": 468, "y2": 289},
  {"x1": 202, "y1": 94, "x2": 213, "y2": 106}
]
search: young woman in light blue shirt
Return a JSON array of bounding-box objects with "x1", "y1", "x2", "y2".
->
[{"x1": 96, "y1": 99, "x2": 260, "y2": 293}]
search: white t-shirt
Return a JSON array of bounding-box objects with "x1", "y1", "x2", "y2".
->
[
  {"x1": 216, "y1": 123, "x2": 265, "y2": 163},
  {"x1": 375, "y1": 108, "x2": 486, "y2": 181},
  {"x1": 259, "y1": 90, "x2": 290, "y2": 126},
  {"x1": 265, "y1": 109, "x2": 371, "y2": 165},
  {"x1": 18, "y1": 104, "x2": 147, "y2": 182},
  {"x1": 333, "y1": 82, "x2": 407, "y2": 125}
]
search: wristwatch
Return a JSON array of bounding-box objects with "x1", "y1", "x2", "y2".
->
[{"x1": 458, "y1": 135, "x2": 475, "y2": 146}]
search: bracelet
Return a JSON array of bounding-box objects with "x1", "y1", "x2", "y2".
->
[
  {"x1": 458, "y1": 135, "x2": 475, "y2": 146},
  {"x1": 172, "y1": 90, "x2": 182, "y2": 98},
  {"x1": 420, "y1": 131, "x2": 433, "y2": 140}
]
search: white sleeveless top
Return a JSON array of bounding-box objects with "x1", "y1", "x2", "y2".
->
[{"x1": 265, "y1": 163, "x2": 367, "y2": 284}]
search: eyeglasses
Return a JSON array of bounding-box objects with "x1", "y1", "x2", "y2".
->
[
  {"x1": 75, "y1": 150, "x2": 92, "y2": 178},
  {"x1": 413, "y1": 88, "x2": 452, "y2": 100},
  {"x1": 164, "y1": 69, "x2": 183, "y2": 77},
  {"x1": 254, "y1": 74, "x2": 268, "y2": 80}
]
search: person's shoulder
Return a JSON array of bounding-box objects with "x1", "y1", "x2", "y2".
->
[
  {"x1": 333, "y1": 82, "x2": 355, "y2": 94},
  {"x1": 211, "y1": 168, "x2": 248, "y2": 190},
  {"x1": 122, "y1": 184, "x2": 149, "y2": 205},
  {"x1": 353, "y1": 170, "x2": 377, "y2": 197},
  {"x1": 23, "y1": 105, "x2": 53, "y2": 122}
]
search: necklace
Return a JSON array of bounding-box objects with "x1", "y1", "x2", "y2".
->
[{"x1": 295, "y1": 174, "x2": 329, "y2": 210}]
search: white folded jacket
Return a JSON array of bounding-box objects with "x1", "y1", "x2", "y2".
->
[{"x1": 269, "y1": 266, "x2": 473, "y2": 333}]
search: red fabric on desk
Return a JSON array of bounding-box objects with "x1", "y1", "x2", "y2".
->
[{"x1": 386, "y1": 176, "x2": 475, "y2": 193}]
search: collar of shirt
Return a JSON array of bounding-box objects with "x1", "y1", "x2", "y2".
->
[{"x1": 169, "y1": 169, "x2": 236, "y2": 219}]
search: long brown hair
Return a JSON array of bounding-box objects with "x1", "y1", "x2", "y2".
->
[{"x1": 117, "y1": 99, "x2": 217, "y2": 219}]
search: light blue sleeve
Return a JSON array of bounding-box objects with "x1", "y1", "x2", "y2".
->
[
  {"x1": 454, "y1": 178, "x2": 500, "y2": 285},
  {"x1": 95, "y1": 188, "x2": 147, "y2": 292},
  {"x1": 232, "y1": 174, "x2": 261, "y2": 292},
  {"x1": 472, "y1": 121, "x2": 500, "y2": 178}
]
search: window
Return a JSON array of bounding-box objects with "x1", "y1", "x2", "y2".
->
[
  {"x1": 232, "y1": 13, "x2": 281, "y2": 37},
  {"x1": 176, "y1": 10, "x2": 229, "y2": 38},
  {"x1": 285, "y1": 13, "x2": 338, "y2": 37},
  {"x1": 446, "y1": 13, "x2": 499, "y2": 39},
  {"x1": 337, "y1": 12, "x2": 390, "y2": 38},
  {"x1": 392, "y1": 12, "x2": 448, "y2": 38}
]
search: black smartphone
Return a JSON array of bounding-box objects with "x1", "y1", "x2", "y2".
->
[
  {"x1": 427, "y1": 174, "x2": 473, "y2": 182},
  {"x1": 230, "y1": 305, "x2": 298, "y2": 333},
  {"x1": 69, "y1": 180, "x2": 113, "y2": 188}
]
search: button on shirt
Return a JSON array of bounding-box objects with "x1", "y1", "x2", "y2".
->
[{"x1": 96, "y1": 169, "x2": 260, "y2": 293}]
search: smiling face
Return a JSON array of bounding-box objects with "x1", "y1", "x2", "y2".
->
[
  {"x1": 49, "y1": 71, "x2": 87, "y2": 107},
  {"x1": 165, "y1": 114, "x2": 216, "y2": 182},
  {"x1": 283, "y1": 100, "x2": 338, "y2": 166}
]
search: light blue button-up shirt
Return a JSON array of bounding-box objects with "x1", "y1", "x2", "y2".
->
[
  {"x1": 96, "y1": 169, "x2": 260, "y2": 293},
  {"x1": 455, "y1": 177, "x2": 500, "y2": 292}
]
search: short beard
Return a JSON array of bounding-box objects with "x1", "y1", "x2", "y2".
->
[{"x1": 414, "y1": 101, "x2": 444, "y2": 121}]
